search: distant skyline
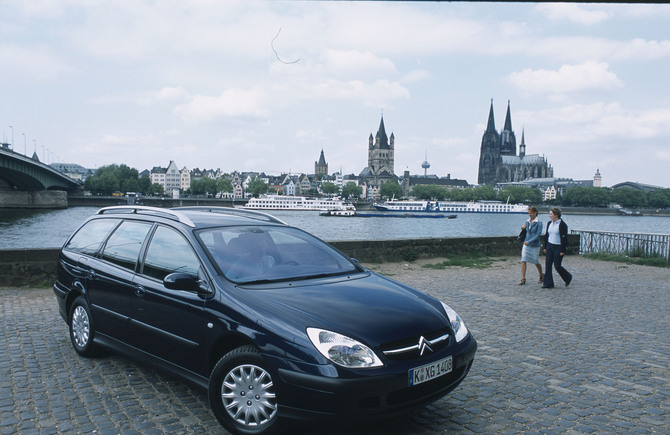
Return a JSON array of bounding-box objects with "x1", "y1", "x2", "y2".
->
[{"x1": 2, "y1": 1, "x2": 669, "y2": 188}]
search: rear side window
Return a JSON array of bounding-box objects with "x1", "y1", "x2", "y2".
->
[
  {"x1": 100, "y1": 221, "x2": 153, "y2": 271},
  {"x1": 65, "y1": 219, "x2": 120, "y2": 255},
  {"x1": 142, "y1": 226, "x2": 201, "y2": 281}
]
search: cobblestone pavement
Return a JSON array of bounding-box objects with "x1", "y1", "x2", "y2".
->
[{"x1": 1, "y1": 256, "x2": 669, "y2": 434}]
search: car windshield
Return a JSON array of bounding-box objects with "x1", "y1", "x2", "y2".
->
[{"x1": 198, "y1": 225, "x2": 358, "y2": 284}]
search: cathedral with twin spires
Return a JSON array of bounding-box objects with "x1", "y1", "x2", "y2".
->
[{"x1": 477, "y1": 99, "x2": 553, "y2": 186}]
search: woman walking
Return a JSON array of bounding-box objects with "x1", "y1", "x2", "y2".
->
[
  {"x1": 542, "y1": 207, "x2": 573, "y2": 288},
  {"x1": 518, "y1": 206, "x2": 543, "y2": 285}
]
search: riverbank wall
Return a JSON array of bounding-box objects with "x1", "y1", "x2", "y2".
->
[
  {"x1": 0, "y1": 235, "x2": 579, "y2": 287},
  {"x1": 0, "y1": 190, "x2": 68, "y2": 209}
]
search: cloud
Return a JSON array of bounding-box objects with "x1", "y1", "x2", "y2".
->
[
  {"x1": 320, "y1": 49, "x2": 397, "y2": 77},
  {"x1": 508, "y1": 62, "x2": 623, "y2": 95},
  {"x1": 174, "y1": 88, "x2": 270, "y2": 123},
  {"x1": 135, "y1": 87, "x2": 190, "y2": 106},
  {"x1": 536, "y1": 4, "x2": 611, "y2": 25},
  {"x1": 0, "y1": 43, "x2": 78, "y2": 81}
]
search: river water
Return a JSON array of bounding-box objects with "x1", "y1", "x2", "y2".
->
[{"x1": 2, "y1": 206, "x2": 669, "y2": 250}]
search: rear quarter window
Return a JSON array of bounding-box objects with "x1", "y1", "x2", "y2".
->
[
  {"x1": 64, "y1": 219, "x2": 120, "y2": 255},
  {"x1": 100, "y1": 221, "x2": 153, "y2": 271}
]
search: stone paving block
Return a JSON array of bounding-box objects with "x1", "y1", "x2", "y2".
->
[{"x1": 1, "y1": 257, "x2": 669, "y2": 434}]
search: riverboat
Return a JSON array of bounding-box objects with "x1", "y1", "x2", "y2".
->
[
  {"x1": 319, "y1": 209, "x2": 457, "y2": 219},
  {"x1": 374, "y1": 200, "x2": 528, "y2": 214},
  {"x1": 240, "y1": 195, "x2": 349, "y2": 211}
]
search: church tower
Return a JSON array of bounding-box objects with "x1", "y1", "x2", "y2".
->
[
  {"x1": 500, "y1": 100, "x2": 517, "y2": 156},
  {"x1": 367, "y1": 115, "x2": 394, "y2": 176},
  {"x1": 315, "y1": 149, "x2": 328, "y2": 176},
  {"x1": 477, "y1": 99, "x2": 501, "y2": 185}
]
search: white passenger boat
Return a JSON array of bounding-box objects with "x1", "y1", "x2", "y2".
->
[
  {"x1": 240, "y1": 195, "x2": 349, "y2": 211},
  {"x1": 374, "y1": 200, "x2": 528, "y2": 214}
]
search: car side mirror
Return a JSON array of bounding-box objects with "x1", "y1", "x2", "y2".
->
[{"x1": 164, "y1": 272, "x2": 203, "y2": 292}]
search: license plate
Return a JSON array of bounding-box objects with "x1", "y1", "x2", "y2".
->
[{"x1": 408, "y1": 356, "x2": 452, "y2": 386}]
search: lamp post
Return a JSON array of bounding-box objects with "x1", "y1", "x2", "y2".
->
[
  {"x1": 9, "y1": 125, "x2": 13, "y2": 150},
  {"x1": 22, "y1": 133, "x2": 26, "y2": 155}
]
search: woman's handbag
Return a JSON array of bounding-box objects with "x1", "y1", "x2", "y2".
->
[{"x1": 517, "y1": 227, "x2": 527, "y2": 241}]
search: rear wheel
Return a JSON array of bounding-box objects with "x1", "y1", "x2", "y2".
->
[
  {"x1": 209, "y1": 345, "x2": 280, "y2": 434},
  {"x1": 69, "y1": 296, "x2": 97, "y2": 357}
]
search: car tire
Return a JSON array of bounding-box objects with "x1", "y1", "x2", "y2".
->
[
  {"x1": 69, "y1": 296, "x2": 97, "y2": 357},
  {"x1": 209, "y1": 345, "x2": 281, "y2": 434}
]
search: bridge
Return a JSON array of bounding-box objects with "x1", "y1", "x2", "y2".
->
[
  {"x1": 1, "y1": 146, "x2": 79, "y2": 191},
  {"x1": 1, "y1": 146, "x2": 80, "y2": 208}
]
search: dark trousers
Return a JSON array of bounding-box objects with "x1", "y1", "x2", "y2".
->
[{"x1": 543, "y1": 243, "x2": 572, "y2": 287}]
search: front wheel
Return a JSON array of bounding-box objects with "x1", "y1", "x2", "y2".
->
[
  {"x1": 209, "y1": 345, "x2": 281, "y2": 434},
  {"x1": 69, "y1": 296, "x2": 97, "y2": 357}
]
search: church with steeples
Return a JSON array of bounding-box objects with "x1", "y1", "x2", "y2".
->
[
  {"x1": 477, "y1": 99, "x2": 553, "y2": 186},
  {"x1": 359, "y1": 115, "x2": 396, "y2": 189}
]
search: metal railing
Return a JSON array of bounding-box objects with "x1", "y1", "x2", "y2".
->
[{"x1": 572, "y1": 230, "x2": 670, "y2": 262}]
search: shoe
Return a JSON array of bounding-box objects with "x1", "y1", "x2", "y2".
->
[
  {"x1": 541, "y1": 285, "x2": 554, "y2": 289},
  {"x1": 518, "y1": 279, "x2": 526, "y2": 285},
  {"x1": 538, "y1": 273, "x2": 544, "y2": 284},
  {"x1": 565, "y1": 276, "x2": 572, "y2": 287}
]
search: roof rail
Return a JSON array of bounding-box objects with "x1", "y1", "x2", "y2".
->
[
  {"x1": 97, "y1": 205, "x2": 196, "y2": 227},
  {"x1": 171, "y1": 206, "x2": 287, "y2": 225}
]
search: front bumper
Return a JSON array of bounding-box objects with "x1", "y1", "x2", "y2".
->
[{"x1": 271, "y1": 334, "x2": 477, "y2": 422}]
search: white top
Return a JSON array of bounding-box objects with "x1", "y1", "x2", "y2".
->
[{"x1": 547, "y1": 219, "x2": 562, "y2": 245}]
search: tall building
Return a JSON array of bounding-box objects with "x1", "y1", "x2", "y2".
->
[
  {"x1": 315, "y1": 150, "x2": 328, "y2": 176},
  {"x1": 477, "y1": 99, "x2": 553, "y2": 185},
  {"x1": 359, "y1": 115, "x2": 396, "y2": 191},
  {"x1": 593, "y1": 169, "x2": 602, "y2": 187}
]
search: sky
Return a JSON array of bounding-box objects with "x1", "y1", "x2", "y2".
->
[{"x1": 2, "y1": 1, "x2": 670, "y2": 188}]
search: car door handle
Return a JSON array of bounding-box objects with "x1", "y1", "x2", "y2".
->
[{"x1": 134, "y1": 285, "x2": 146, "y2": 297}]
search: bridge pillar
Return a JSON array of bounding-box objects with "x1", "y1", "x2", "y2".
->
[{"x1": 0, "y1": 191, "x2": 68, "y2": 209}]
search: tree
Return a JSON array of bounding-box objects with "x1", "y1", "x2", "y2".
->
[
  {"x1": 380, "y1": 181, "x2": 403, "y2": 200},
  {"x1": 499, "y1": 186, "x2": 542, "y2": 204},
  {"x1": 341, "y1": 182, "x2": 362, "y2": 200},
  {"x1": 648, "y1": 188, "x2": 670, "y2": 209},
  {"x1": 191, "y1": 178, "x2": 218, "y2": 196},
  {"x1": 247, "y1": 177, "x2": 268, "y2": 198},
  {"x1": 148, "y1": 183, "x2": 164, "y2": 196},
  {"x1": 611, "y1": 188, "x2": 647, "y2": 208},
  {"x1": 84, "y1": 164, "x2": 141, "y2": 196},
  {"x1": 473, "y1": 185, "x2": 497, "y2": 201},
  {"x1": 320, "y1": 181, "x2": 340, "y2": 196},
  {"x1": 411, "y1": 185, "x2": 447, "y2": 201},
  {"x1": 217, "y1": 178, "x2": 233, "y2": 195}
]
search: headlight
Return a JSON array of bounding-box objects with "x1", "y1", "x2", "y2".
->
[
  {"x1": 307, "y1": 328, "x2": 383, "y2": 368},
  {"x1": 441, "y1": 302, "x2": 469, "y2": 342}
]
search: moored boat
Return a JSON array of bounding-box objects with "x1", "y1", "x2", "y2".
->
[
  {"x1": 240, "y1": 195, "x2": 349, "y2": 211},
  {"x1": 374, "y1": 200, "x2": 528, "y2": 214}
]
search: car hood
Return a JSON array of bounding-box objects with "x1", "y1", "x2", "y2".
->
[{"x1": 227, "y1": 272, "x2": 450, "y2": 347}]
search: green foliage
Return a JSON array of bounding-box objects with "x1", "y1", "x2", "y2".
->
[
  {"x1": 217, "y1": 178, "x2": 233, "y2": 194},
  {"x1": 380, "y1": 180, "x2": 403, "y2": 199},
  {"x1": 84, "y1": 164, "x2": 140, "y2": 196},
  {"x1": 648, "y1": 188, "x2": 670, "y2": 208},
  {"x1": 562, "y1": 186, "x2": 611, "y2": 207},
  {"x1": 320, "y1": 181, "x2": 340, "y2": 195},
  {"x1": 610, "y1": 187, "x2": 648, "y2": 208},
  {"x1": 148, "y1": 183, "x2": 164, "y2": 196},
  {"x1": 247, "y1": 176, "x2": 269, "y2": 198},
  {"x1": 341, "y1": 182, "x2": 362, "y2": 200},
  {"x1": 411, "y1": 185, "x2": 447, "y2": 200},
  {"x1": 583, "y1": 252, "x2": 669, "y2": 268},
  {"x1": 498, "y1": 185, "x2": 542, "y2": 204},
  {"x1": 191, "y1": 177, "x2": 218, "y2": 196},
  {"x1": 422, "y1": 254, "x2": 497, "y2": 269}
]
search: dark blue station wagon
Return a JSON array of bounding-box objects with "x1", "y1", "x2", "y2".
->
[{"x1": 54, "y1": 206, "x2": 477, "y2": 434}]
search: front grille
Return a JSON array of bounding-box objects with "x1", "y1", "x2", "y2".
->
[{"x1": 380, "y1": 327, "x2": 451, "y2": 360}]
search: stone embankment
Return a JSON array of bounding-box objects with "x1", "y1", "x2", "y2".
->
[{"x1": 0, "y1": 236, "x2": 580, "y2": 287}]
